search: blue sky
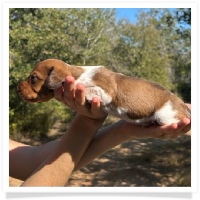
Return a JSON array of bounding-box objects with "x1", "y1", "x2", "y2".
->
[
  {"x1": 115, "y1": 8, "x2": 146, "y2": 23},
  {"x1": 115, "y1": 8, "x2": 176, "y2": 24}
]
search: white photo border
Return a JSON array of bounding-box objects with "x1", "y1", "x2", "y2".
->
[{"x1": 1, "y1": 0, "x2": 199, "y2": 197}]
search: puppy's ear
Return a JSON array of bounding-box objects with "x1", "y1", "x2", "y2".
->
[{"x1": 45, "y1": 67, "x2": 65, "y2": 89}]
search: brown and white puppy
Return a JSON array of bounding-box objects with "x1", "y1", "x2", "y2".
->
[{"x1": 17, "y1": 59, "x2": 191, "y2": 126}]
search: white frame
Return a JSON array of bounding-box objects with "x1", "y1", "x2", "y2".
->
[{"x1": 1, "y1": 0, "x2": 199, "y2": 198}]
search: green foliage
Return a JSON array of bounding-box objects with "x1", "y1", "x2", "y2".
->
[
  {"x1": 9, "y1": 8, "x2": 191, "y2": 139},
  {"x1": 9, "y1": 8, "x2": 117, "y2": 139},
  {"x1": 112, "y1": 8, "x2": 191, "y2": 99}
]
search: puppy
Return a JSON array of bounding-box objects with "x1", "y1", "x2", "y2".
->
[{"x1": 18, "y1": 59, "x2": 191, "y2": 126}]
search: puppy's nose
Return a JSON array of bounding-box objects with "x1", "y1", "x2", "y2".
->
[{"x1": 17, "y1": 83, "x2": 23, "y2": 96}]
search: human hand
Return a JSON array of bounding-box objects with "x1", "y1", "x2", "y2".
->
[
  {"x1": 119, "y1": 104, "x2": 191, "y2": 140},
  {"x1": 54, "y1": 76, "x2": 108, "y2": 121}
]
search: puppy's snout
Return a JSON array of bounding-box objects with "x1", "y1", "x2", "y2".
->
[
  {"x1": 17, "y1": 83, "x2": 21, "y2": 93},
  {"x1": 17, "y1": 82, "x2": 25, "y2": 99}
]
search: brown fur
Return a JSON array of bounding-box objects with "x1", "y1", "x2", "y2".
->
[
  {"x1": 92, "y1": 69, "x2": 189, "y2": 120},
  {"x1": 18, "y1": 59, "x2": 84, "y2": 102}
]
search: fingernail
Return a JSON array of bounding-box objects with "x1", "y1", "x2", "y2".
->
[
  {"x1": 76, "y1": 83, "x2": 84, "y2": 91},
  {"x1": 66, "y1": 76, "x2": 74, "y2": 83}
]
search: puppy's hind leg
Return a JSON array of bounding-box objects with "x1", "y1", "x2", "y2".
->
[{"x1": 154, "y1": 100, "x2": 179, "y2": 125}]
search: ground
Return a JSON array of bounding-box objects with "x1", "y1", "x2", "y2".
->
[{"x1": 9, "y1": 119, "x2": 191, "y2": 187}]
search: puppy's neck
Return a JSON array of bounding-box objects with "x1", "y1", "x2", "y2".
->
[{"x1": 66, "y1": 64, "x2": 85, "y2": 80}]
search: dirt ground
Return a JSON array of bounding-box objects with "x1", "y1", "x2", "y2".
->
[{"x1": 9, "y1": 120, "x2": 191, "y2": 187}]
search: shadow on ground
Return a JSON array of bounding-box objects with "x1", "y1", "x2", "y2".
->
[{"x1": 66, "y1": 134, "x2": 191, "y2": 187}]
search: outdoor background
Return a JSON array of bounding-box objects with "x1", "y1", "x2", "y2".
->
[{"x1": 9, "y1": 8, "x2": 191, "y2": 187}]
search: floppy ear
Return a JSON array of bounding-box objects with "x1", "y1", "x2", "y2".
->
[{"x1": 45, "y1": 67, "x2": 65, "y2": 89}]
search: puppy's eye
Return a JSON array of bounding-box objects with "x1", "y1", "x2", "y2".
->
[{"x1": 29, "y1": 74, "x2": 38, "y2": 84}]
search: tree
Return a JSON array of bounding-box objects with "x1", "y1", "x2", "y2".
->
[
  {"x1": 159, "y1": 8, "x2": 191, "y2": 102},
  {"x1": 112, "y1": 10, "x2": 173, "y2": 89},
  {"x1": 9, "y1": 8, "x2": 117, "y2": 138},
  {"x1": 112, "y1": 8, "x2": 191, "y2": 101}
]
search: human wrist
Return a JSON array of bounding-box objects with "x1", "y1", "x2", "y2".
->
[
  {"x1": 114, "y1": 120, "x2": 135, "y2": 141},
  {"x1": 106, "y1": 120, "x2": 131, "y2": 143},
  {"x1": 77, "y1": 114, "x2": 106, "y2": 130}
]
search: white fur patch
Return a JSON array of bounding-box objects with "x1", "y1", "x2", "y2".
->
[
  {"x1": 84, "y1": 86, "x2": 112, "y2": 106},
  {"x1": 75, "y1": 66, "x2": 112, "y2": 105},
  {"x1": 120, "y1": 100, "x2": 179, "y2": 125},
  {"x1": 154, "y1": 100, "x2": 178, "y2": 125},
  {"x1": 75, "y1": 66, "x2": 102, "y2": 87}
]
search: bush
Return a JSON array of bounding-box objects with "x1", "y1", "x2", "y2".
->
[{"x1": 9, "y1": 99, "x2": 71, "y2": 139}]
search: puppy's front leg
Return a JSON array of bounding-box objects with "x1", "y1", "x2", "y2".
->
[{"x1": 84, "y1": 86, "x2": 112, "y2": 106}]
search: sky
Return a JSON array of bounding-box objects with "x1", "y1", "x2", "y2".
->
[
  {"x1": 115, "y1": 8, "x2": 146, "y2": 23},
  {"x1": 115, "y1": 8, "x2": 176, "y2": 24}
]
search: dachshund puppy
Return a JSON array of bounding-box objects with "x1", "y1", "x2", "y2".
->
[{"x1": 18, "y1": 59, "x2": 191, "y2": 126}]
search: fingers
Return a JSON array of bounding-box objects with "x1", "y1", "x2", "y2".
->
[
  {"x1": 63, "y1": 76, "x2": 76, "y2": 107},
  {"x1": 91, "y1": 97, "x2": 101, "y2": 109},
  {"x1": 63, "y1": 76, "x2": 89, "y2": 113},
  {"x1": 155, "y1": 118, "x2": 191, "y2": 139},
  {"x1": 185, "y1": 103, "x2": 191, "y2": 110},
  {"x1": 54, "y1": 76, "x2": 106, "y2": 120},
  {"x1": 90, "y1": 97, "x2": 101, "y2": 115},
  {"x1": 75, "y1": 83, "x2": 85, "y2": 106},
  {"x1": 176, "y1": 118, "x2": 191, "y2": 134}
]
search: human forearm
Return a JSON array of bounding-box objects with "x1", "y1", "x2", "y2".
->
[
  {"x1": 74, "y1": 120, "x2": 127, "y2": 171},
  {"x1": 21, "y1": 115, "x2": 104, "y2": 186},
  {"x1": 9, "y1": 140, "x2": 38, "y2": 180}
]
